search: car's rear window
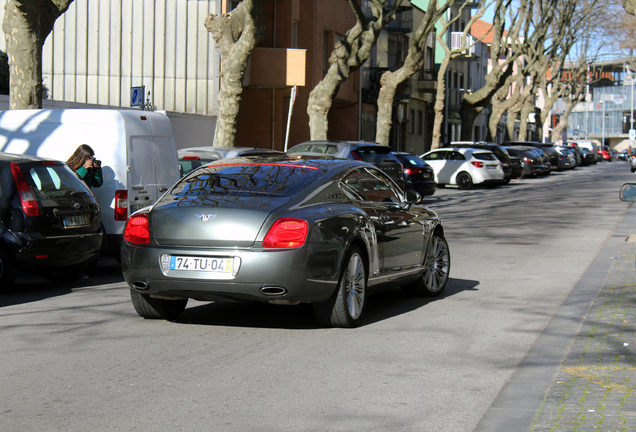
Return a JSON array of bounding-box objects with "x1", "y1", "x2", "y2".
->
[
  {"x1": 169, "y1": 163, "x2": 322, "y2": 198},
  {"x1": 352, "y1": 147, "x2": 396, "y2": 164},
  {"x1": 472, "y1": 152, "x2": 498, "y2": 161},
  {"x1": 25, "y1": 163, "x2": 92, "y2": 199},
  {"x1": 397, "y1": 154, "x2": 426, "y2": 167}
]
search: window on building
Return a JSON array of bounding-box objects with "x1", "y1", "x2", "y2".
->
[{"x1": 418, "y1": 110, "x2": 423, "y2": 135}]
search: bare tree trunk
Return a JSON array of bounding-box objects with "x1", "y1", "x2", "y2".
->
[
  {"x1": 375, "y1": 72, "x2": 402, "y2": 146},
  {"x1": 205, "y1": 0, "x2": 265, "y2": 148},
  {"x1": 431, "y1": 56, "x2": 451, "y2": 150},
  {"x1": 2, "y1": 0, "x2": 73, "y2": 109},
  {"x1": 308, "y1": 0, "x2": 403, "y2": 141},
  {"x1": 517, "y1": 100, "x2": 535, "y2": 141},
  {"x1": 507, "y1": 107, "x2": 519, "y2": 140},
  {"x1": 375, "y1": 0, "x2": 449, "y2": 146}
]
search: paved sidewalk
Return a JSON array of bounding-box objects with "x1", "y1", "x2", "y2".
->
[
  {"x1": 530, "y1": 234, "x2": 636, "y2": 431},
  {"x1": 474, "y1": 205, "x2": 636, "y2": 432}
]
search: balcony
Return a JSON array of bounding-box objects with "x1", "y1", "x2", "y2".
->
[{"x1": 450, "y1": 32, "x2": 477, "y2": 58}]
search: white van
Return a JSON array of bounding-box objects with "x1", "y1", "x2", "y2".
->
[
  {"x1": 0, "y1": 109, "x2": 180, "y2": 257},
  {"x1": 569, "y1": 140, "x2": 598, "y2": 155}
]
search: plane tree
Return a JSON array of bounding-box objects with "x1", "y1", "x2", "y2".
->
[
  {"x1": 205, "y1": 0, "x2": 265, "y2": 148},
  {"x1": 374, "y1": 0, "x2": 454, "y2": 146},
  {"x1": 507, "y1": 0, "x2": 605, "y2": 142},
  {"x1": 307, "y1": 0, "x2": 404, "y2": 140},
  {"x1": 459, "y1": 0, "x2": 533, "y2": 142},
  {"x1": 2, "y1": 0, "x2": 74, "y2": 109}
]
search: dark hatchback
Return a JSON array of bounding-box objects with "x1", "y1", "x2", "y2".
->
[
  {"x1": 287, "y1": 141, "x2": 406, "y2": 190},
  {"x1": 0, "y1": 153, "x2": 102, "y2": 288},
  {"x1": 504, "y1": 146, "x2": 548, "y2": 178},
  {"x1": 393, "y1": 152, "x2": 436, "y2": 197},
  {"x1": 502, "y1": 142, "x2": 551, "y2": 176}
]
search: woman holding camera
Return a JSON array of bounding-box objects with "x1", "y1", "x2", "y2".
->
[{"x1": 66, "y1": 144, "x2": 103, "y2": 188}]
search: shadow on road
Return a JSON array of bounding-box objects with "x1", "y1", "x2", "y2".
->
[
  {"x1": 174, "y1": 277, "x2": 480, "y2": 330},
  {"x1": 0, "y1": 257, "x2": 124, "y2": 308}
]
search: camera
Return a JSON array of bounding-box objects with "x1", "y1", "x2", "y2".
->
[{"x1": 92, "y1": 158, "x2": 101, "y2": 167}]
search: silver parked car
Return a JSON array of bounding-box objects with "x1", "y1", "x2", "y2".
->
[
  {"x1": 121, "y1": 154, "x2": 450, "y2": 328},
  {"x1": 178, "y1": 146, "x2": 284, "y2": 176}
]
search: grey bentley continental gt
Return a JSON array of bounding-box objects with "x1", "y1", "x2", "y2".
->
[{"x1": 121, "y1": 154, "x2": 450, "y2": 328}]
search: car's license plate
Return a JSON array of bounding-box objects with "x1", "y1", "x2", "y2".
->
[
  {"x1": 169, "y1": 256, "x2": 234, "y2": 273},
  {"x1": 63, "y1": 214, "x2": 89, "y2": 228},
  {"x1": 487, "y1": 165, "x2": 497, "y2": 170}
]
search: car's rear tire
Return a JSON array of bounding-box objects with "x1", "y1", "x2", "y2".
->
[
  {"x1": 0, "y1": 247, "x2": 16, "y2": 291},
  {"x1": 130, "y1": 289, "x2": 188, "y2": 321},
  {"x1": 403, "y1": 232, "x2": 450, "y2": 297},
  {"x1": 313, "y1": 246, "x2": 367, "y2": 328},
  {"x1": 456, "y1": 172, "x2": 473, "y2": 190}
]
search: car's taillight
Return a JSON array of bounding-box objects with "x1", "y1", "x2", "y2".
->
[
  {"x1": 115, "y1": 190, "x2": 128, "y2": 221},
  {"x1": 471, "y1": 161, "x2": 484, "y2": 168},
  {"x1": 404, "y1": 168, "x2": 422, "y2": 175},
  {"x1": 182, "y1": 156, "x2": 200, "y2": 160},
  {"x1": 9, "y1": 162, "x2": 39, "y2": 216},
  {"x1": 124, "y1": 214, "x2": 150, "y2": 244},
  {"x1": 263, "y1": 218, "x2": 308, "y2": 249}
]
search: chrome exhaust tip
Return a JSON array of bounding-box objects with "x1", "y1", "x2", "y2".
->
[
  {"x1": 260, "y1": 286, "x2": 287, "y2": 296},
  {"x1": 132, "y1": 280, "x2": 149, "y2": 290}
]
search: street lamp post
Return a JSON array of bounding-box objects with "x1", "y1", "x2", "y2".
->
[{"x1": 601, "y1": 99, "x2": 606, "y2": 147}]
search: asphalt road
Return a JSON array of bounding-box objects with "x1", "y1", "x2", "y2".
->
[{"x1": 1, "y1": 160, "x2": 634, "y2": 432}]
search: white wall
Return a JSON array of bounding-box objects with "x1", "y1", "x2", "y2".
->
[
  {"x1": 0, "y1": 95, "x2": 216, "y2": 150},
  {"x1": 0, "y1": 0, "x2": 222, "y2": 116}
]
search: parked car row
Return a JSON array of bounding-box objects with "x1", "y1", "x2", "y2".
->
[{"x1": 1, "y1": 137, "x2": 616, "y2": 329}]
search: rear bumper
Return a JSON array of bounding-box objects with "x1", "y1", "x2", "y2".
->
[
  {"x1": 121, "y1": 241, "x2": 340, "y2": 303},
  {"x1": 15, "y1": 232, "x2": 103, "y2": 268}
]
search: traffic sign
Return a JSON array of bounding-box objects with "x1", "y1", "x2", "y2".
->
[{"x1": 131, "y1": 86, "x2": 145, "y2": 107}]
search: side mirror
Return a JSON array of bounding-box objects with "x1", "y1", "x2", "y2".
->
[
  {"x1": 404, "y1": 189, "x2": 422, "y2": 204},
  {"x1": 619, "y1": 183, "x2": 636, "y2": 201}
]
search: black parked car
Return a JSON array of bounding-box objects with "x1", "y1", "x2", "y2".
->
[
  {"x1": 449, "y1": 141, "x2": 513, "y2": 183},
  {"x1": 0, "y1": 153, "x2": 102, "y2": 288},
  {"x1": 393, "y1": 152, "x2": 436, "y2": 197},
  {"x1": 502, "y1": 142, "x2": 551, "y2": 176},
  {"x1": 287, "y1": 141, "x2": 406, "y2": 189},
  {"x1": 538, "y1": 143, "x2": 569, "y2": 171},
  {"x1": 504, "y1": 146, "x2": 549, "y2": 178}
]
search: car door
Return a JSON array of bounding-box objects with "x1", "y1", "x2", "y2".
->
[
  {"x1": 343, "y1": 167, "x2": 422, "y2": 274},
  {"x1": 422, "y1": 150, "x2": 449, "y2": 183},
  {"x1": 444, "y1": 150, "x2": 466, "y2": 184}
]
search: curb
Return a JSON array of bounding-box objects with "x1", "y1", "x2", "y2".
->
[{"x1": 473, "y1": 204, "x2": 636, "y2": 432}]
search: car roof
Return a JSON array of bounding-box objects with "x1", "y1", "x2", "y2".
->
[
  {"x1": 195, "y1": 152, "x2": 372, "y2": 172},
  {"x1": 178, "y1": 146, "x2": 282, "y2": 157},
  {"x1": 290, "y1": 140, "x2": 389, "y2": 150},
  {"x1": 432, "y1": 147, "x2": 493, "y2": 155},
  {"x1": 0, "y1": 152, "x2": 61, "y2": 164}
]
